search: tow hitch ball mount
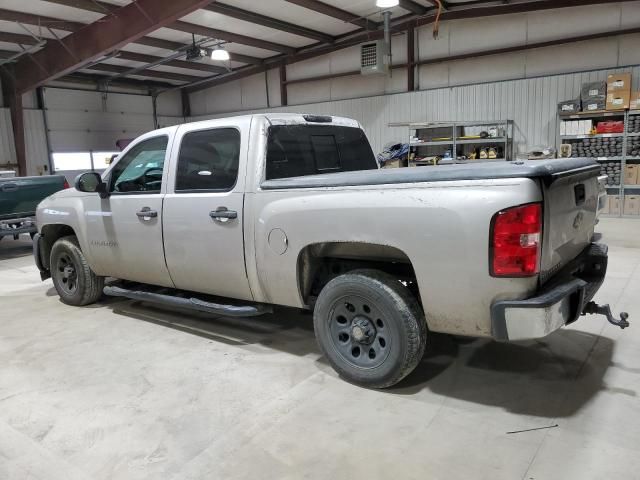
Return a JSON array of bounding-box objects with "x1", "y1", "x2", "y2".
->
[{"x1": 583, "y1": 302, "x2": 630, "y2": 329}]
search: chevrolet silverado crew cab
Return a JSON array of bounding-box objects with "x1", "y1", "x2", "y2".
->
[{"x1": 34, "y1": 113, "x2": 628, "y2": 388}]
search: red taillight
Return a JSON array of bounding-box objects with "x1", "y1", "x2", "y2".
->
[
  {"x1": 491, "y1": 203, "x2": 542, "y2": 277},
  {"x1": 63, "y1": 179, "x2": 70, "y2": 189}
]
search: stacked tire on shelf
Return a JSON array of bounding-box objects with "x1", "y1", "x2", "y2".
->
[
  {"x1": 569, "y1": 137, "x2": 623, "y2": 158},
  {"x1": 599, "y1": 161, "x2": 622, "y2": 187},
  {"x1": 629, "y1": 116, "x2": 640, "y2": 134}
]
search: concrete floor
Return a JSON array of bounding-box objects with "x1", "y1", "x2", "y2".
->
[{"x1": 1, "y1": 217, "x2": 639, "y2": 480}]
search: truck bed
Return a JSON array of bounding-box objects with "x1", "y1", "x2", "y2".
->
[
  {"x1": 0, "y1": 175, "x2": 67, "y2": 220},
  {"x1": 261, "y1": 158, "x2": 599, "y2": 190}
]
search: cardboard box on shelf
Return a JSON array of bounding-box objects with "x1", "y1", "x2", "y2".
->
[
  {"x1": 624, "y1": 195, "x2": 640, "y2": 216},
  {"x1": 607, "y1": 72, "x2": 632, "y2": 94},
  {"x1": 606, "y1": 91, "x2": 631, "y2": 111},
  {"x1": 631, "y1": 91, "x2": 640, "y2": 110},
  {"x1": 625, "y1": 165, "x2": 639, "y2": 185},
  {"x1": 609, "y1": 196, "x2": 621, "y2": 215},
  {"x1": 581, "y1": 120, "x2": 593, "y2": 134}
]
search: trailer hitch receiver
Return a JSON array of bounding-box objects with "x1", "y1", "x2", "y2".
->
[{"x1": 583, "y1": 302, "x2": 630, "y2": 329}]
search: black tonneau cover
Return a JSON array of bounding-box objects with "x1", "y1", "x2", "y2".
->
[{"x1": 261, "y1": 158, "x2": 600, "y2": 190}]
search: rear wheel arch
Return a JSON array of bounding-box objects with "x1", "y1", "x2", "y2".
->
[{"x1": 296, "y1": 242, "x2": 422, "y2": 308}]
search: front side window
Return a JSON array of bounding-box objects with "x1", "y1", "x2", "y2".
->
[
  {"x1": 175, "y1": 128, "x2": 240, "y2": 192},
  {"x1": 110, "y1": 136, "x2": 168, "y2": 193}
]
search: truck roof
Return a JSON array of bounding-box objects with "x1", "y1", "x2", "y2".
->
[{"x1": 170, "y1": 113, "x2": 361, "y2": 131}]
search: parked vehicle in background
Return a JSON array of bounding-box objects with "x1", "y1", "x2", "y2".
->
[
  {"x1": 34, "y1": 114, "x2": 629, "y2": 388},
  {"x1": 0, "y1": 175, "x2": 68, "y2": 241}
]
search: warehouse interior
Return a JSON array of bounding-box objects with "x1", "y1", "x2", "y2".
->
[{"x1": 2, "y1": 1, "x2": 640, "y2": 479}]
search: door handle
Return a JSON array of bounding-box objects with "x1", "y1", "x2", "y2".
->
[
  {"x1": 136, "y1": 207, "x2": 158, "y2": 219},
  {"x1": 209, "y1": 207, "x2": 238, "y2": 222},
  {"x1": 1, "y1": 183, "x2": 18, "y2": 192}
]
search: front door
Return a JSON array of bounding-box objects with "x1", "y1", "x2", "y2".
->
[
  {"x1": 162, "y1": 126, "x2": 253, "y2": 300},
  {"x1": 84, "y1": 135, "x2": 174, "y2": 287}
]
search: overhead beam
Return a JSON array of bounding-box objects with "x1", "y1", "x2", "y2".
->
[
  {"x1": 0, "y1": 32, "x2": 41, "y2": 46},
  {"x1": 0, "y1": 12, "x2": 264, "y2": 67},
  {"x1": 187, "y1": 0, "x2": 624, "y2": 93},
  {"x1": 284, "y1": 0, "x2": 379, "y2": 30},
  {"x1": 204, "y1": 3, "x2": 335, "y2": 43},
  {"x1": 84, "y1": 63, "x2": 202, "y2": 84},
  {"x1": 398, "y1": 0, "x2": 429, "y2": 15},
  {"x1": 116, "y1": 51, "x2": 227, "y2": 74},
  {"x1": 10, "y1": 0, "x2": 214, "y2": 93},
  {"x1": 39, "y1": 0, "x2": 296, "y2": 53}
]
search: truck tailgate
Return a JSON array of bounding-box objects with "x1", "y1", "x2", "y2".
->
[{"x1": 540, "y1": 166, "x2": 600, "y2": 284}]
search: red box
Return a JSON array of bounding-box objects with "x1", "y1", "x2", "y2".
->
[{"x1": 596, "y1": 121, "x2": 624, "y2": 134}]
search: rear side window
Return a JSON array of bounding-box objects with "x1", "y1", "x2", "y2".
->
[
  {"x1": 266, "y1": 125, "x2": 377, "y2": 180},
  {"x1": 175, "y1": 128, "x2": 240, "y2": 192}
]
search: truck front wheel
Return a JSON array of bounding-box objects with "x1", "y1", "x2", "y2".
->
[
  {"x1": 50, "y1": 236, "x2": 104, "y2": 306},
  {"x1": 313, "y1": 269, "x2": 427, "y2": 389}
]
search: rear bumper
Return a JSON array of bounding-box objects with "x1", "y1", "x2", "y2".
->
[
  {"x1": 0, "y1": 216, "x2": 36, "y2": 238},
  {"x1": 491, "y1": 243, "x2": 607, "y2": 341}
]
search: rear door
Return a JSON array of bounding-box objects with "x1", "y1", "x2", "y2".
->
[{"x1": 162, "y1": 121, "x2": 253, "y2": 301}]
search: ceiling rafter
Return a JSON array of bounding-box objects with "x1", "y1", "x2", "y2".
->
[
  {"x1": 38, "y1": 0, "x2": 296, "y2": 53},
  {"x1": 84, "y1": 63, "x2": 201, "y2": 83},
  {"x1": 9, "y1": 0, "x2": 214, "y2": 92},
  {"x1": 203, "y1": 3, "x2": 335, "y2": 43},
  {"x1": 283, "y1": 0, "x2": 380, "y2": 30}
]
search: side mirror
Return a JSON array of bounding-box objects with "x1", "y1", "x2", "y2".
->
[{"x1": 75, "y1": 172, "x2": 109, "y2": 198}]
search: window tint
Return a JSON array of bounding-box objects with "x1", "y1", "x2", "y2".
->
[
  {"x1": 266, "y1": 125, "x2": 377, "y2": 180},
  {"x1": 110, "y1": 136, "x2": 168, "y2": 193},
  {"x1": 176, "y1": 128, "x2": 240, "y2": 192}
]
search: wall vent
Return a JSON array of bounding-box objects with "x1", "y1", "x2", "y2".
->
[{"x1": 360, "y1": 41, "x2": 386, "y2": 75}]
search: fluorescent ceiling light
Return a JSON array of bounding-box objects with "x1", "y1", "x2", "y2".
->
[
  {"x1": 376, "y1": 0, "x2": 399, "y2": 7},
  {"x1": 210, "y1": 48, "x2": 230, "y2": 61}
]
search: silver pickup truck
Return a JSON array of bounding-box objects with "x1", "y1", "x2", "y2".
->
[{"x1": 34, "y1": 113, "x2": 628, "y2": 388}]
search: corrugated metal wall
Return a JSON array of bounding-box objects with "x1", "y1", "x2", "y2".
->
[
  {"x1": 24, "y1": 110, "x2": 50, "y2": 176},
  {"x1": 0, "y1": 108, "x2": 17, "y2": 171},
  {"x1": 189, "y1": 66, "x2": 640, "y2": 155}
]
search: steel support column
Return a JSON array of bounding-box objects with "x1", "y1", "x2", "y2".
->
[
  {"x1": 1, "y1": 69, "x2": 26, "y2": 175},
  {"x1": 280, "y1": 65, "x2": 288, "y2": 107},
  {"x1": 407, "y1": 27, "x2": 415, "y2": 92}
]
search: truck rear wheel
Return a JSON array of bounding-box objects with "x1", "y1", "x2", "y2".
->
[
  {"x1": 50, "y1": 236, "x2": 104, "y2": 306},
  {"x1": 313, "y1": 269, "x2": 427, "y2": 389}
]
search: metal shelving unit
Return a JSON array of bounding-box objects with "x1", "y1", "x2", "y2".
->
[
  {"x1": 399, "y1": 120, "x2": 514, "y2": 166},
  {"x1": 558, "y1": 109, "x2": 640, "y2": 217}
]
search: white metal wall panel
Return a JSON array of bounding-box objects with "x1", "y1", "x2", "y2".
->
[
  {"x1": 189, "y1": 66, "x2": 640, "y2": 156},
  {"x1": 156, "y1": 116, "x2": 185, "y2": 128},
  {"x1": 24, "y1": 110, "x2": 50, "y2": 176},
  {"x1": 0, "y1": 108, "x2": 17, "y2": 168}
]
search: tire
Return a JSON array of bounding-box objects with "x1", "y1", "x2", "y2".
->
[
  {"x1": 50, "y1": 235, "x2": 104, "y2": 306},
  {"x1": 313, "y1": 269, "x2": 427, "y2": 389}
]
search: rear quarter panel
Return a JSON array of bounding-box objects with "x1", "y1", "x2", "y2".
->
[{"x1": 247, "y1": 177, "x2": 542, "y2": 337}]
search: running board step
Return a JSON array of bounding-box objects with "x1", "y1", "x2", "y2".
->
[{"x1": 103, "y1": 286, "x2": 272, "y2": 317}]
